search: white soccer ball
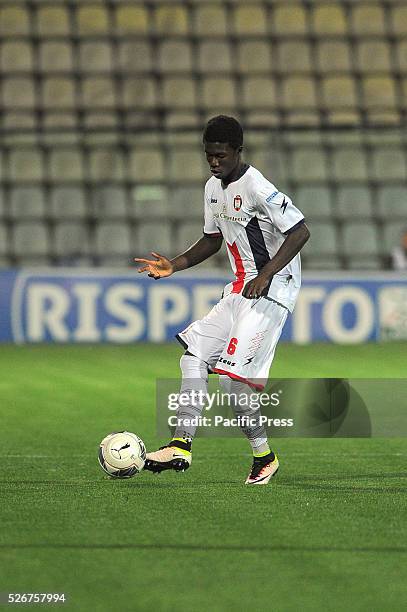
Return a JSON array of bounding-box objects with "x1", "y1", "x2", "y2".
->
[{"x1": 98, "y1": 431, "x2": 146, "y2": 478}]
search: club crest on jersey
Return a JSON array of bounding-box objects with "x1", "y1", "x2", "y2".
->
[{"x1": 233, "y1": 195, "x2": 242, "y2": 211}]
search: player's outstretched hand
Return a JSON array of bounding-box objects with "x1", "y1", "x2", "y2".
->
[
  {"x1": 242, "y1": 273, "x2": 272, "y2": 299},
  {"x1": 134, "y1": 252, "x2": 174, "y2": 279}
]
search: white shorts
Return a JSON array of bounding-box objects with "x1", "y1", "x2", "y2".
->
[{"x1": 176, "y1": 293, "x2": 288, "y2": 390}]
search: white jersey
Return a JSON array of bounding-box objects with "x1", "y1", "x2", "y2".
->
[{"x1": 203, "y1": 165, "x2": 304, "y2": 312}]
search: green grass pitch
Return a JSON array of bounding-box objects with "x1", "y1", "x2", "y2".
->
[{"x1": 0, "y1": 343, "x2": 406, "y2": 611}]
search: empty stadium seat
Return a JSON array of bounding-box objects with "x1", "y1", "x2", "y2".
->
[
  {"x1": 317, "y1": 42, "x2": 351, "y2": 73},
  {"x1": 42, "y1": 77, "x2": 75, "y2": 109},
  {"x1": 237, "y1": 42, "x2": 272, "y2": 74},
  {"x1": 351, "y1": 4, "x2": 386, "y2": 36},
  {"x1": 13, "y1": 221, "x2": 50, "y2": 256},
  {"x1": 162, "y1": 78, "x2": 197, "y2": 109},
  {"x1": 198, "y1": 42, "x2": 232, "y2": 73},
  {"x1": 292, "y1": 149, "x2": 328, "y2": 182},
  {"x1": 0, "y1": 6, "x2": 30, "y2": 35},
  {"x1": 302, "y1": 221, "x2": 338, "y2": 256},
  {"x1": 372, "y1": 148, "x2": 407, "y2": 180},
  {"x1": 3, "y1": 77, "x2": 35, "y2": 109},
  {"x1": 336, "y1": 187, "x2": 372, "y2": 219},
  {"x1": 343, "y1": 222, "x2": 381, "y2": 256},
  {"x1": 296, "y1": 187, "x2": 333, "y2": 219},
  {"x1": 169, "y1": 151, "x2": 204, "y2": 181},
  {"x1": 135, "y1": 222, "x2": 172, "y2": 256},
  {"x1": 0, "y1": 225, "x2": 8, "y2": 255},
  {"x1": 202, "y1": 77, "x2": 236, "y2": 110},
  {"x1": 115, "y1": 5, "x2": 148, "y2": 34},
  {"x1": 77, "y1": 6, "x2": 109, "y2": 36},
  {"x1": 333, "y1": 149, "x2": 368, "y2": 181},
  {"x1": 278, "y1": 42, "x2": 312, "y2": 73},
  {"x1": 118, "y1": 42, "x2": 152, "y2": 73},
  {"x1": 54, "y1": 221, "x2": 90, "y2": 258},
  {"x1": 377, "y1": 186, "x2": 407, "y2": 218},
  {"x1": 50, "y1": 188, "x2": 87, "y2": 219},
  {"x1": 129, "y1": 185, "x2": 167, "y2": 219},
  {"x1": 79, "y1": 42, "x2": 113, "y2": 72},
  {"x1": 383, "y1": 221, "x2": 406, "y2": 255},
  {"x1": 194, "y1": 5, "x2": 228, "y2": 36},
  {"x1": 10, "y1": 149, "x2": 43, "y2": 182},
  {"x1": 233, "y1": 5, "x2": 268, "y2": 34},
  {"x1": 154, "y1": 5, "x2": 188, "y2": 35},
  {"x1": 89, "y1": 150, "x2": 124, "y2": 181},
  {"x1": 312, "y1": 4, "x2": 347, "y2": 35},
  {"x1": 176, "y1": 221, "x2": 205, "y2": 252},
  {"x1": 37, "y1": 6, "x2": 70, "y2": 36},
  {"x1": 1, "y1": 42, "x2": 33, "y2": 72},
  {"x1": 92, "y1": 187, "x2": 127, "y2": 219},
  {"x1": 129, "y1": 149, "x2": 165, "y2": 182},
  {"x1": 242, "y1": 77, "x2": 276, "y2": 109},
  {"x1": 39, "y1": 42, "x2": 73, "y2": 72},
  {"x1": 169, "y1": 187, "x2": 203, "y2": 219},
  {"x1": 49, "y1": 150, "x2": 84, "y2": 182},
  {"x1": 273, "y1": 5, "x2": 307, "y2": 35},
  {"x1": 10, "y1": 188, "x2": 46, "y2": 219},
  {"x1": 95, "y1": 222, "x2": 131, "y2": 258}
]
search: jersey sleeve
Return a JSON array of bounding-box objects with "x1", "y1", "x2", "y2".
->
[
  {"x1": 254, "y1": 180, "x2": 304, "y2": 234},
  {"x1": 203, "y1": 188, "x2": 221, "y2": 235}
]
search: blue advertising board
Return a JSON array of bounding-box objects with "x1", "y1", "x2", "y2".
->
[{"x1": 0, "y1": 269, "x2": 406, "y2": 343}]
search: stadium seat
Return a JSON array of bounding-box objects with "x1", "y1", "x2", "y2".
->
[
  {"x1": 77, "y1": 6, "x2": 109, "y2": 35},
  {"x1": 343, "y1": 222, "x2": 380, "y2": 256},
  {"x1": 129, "y1": 149, "x2": 165, "y2": 182},
  {"x1": 118, "y1": 42, "x2": 152, "y2": 73},
  {"x1": 312, "y1": 4, "x2": 347, "y2": 35},
  {"x1": 154, "y1": 5, "x2": 188, "y2": 35},
  {"x1": 362, "y1": 77, "x2": 397, "y2": 110},
  {"x1": 1, "y1": 42, "x2": 33, "y2": 72},
  {"x1": 79, "y1": 42, "x2": 113, "y2": 72},
  {"x1": 89, "y1": 150, "x2": 124, "y2": 181},
  {"x1": 10, "y1": 188, "x2": 46, "y2": 219},
  {"x1": 390, "y1": 6, "x2": 407, "y2": 36},
  {"x1": 346, "y1": 256, "x2": 382, "y2": 270},
  {"x1": 305, "y1": 256, "x2": 342, "y2": 270},
  {"x1": 115, "y1": 5, "x2": 149, "y2": 34},
  {"x1": 3, "y1": 77, "x2": 35, "y2": 109},
  {"x1": 301, "y1": 221, "x2": 338, "y2": 256},
  {"x1": 194, "y1": 5, "x2": 228, "y2": 36},
  {"x1": 50, "y1": 188, "x2": 87, "y2": 219},
  {"x1": 351, "y1": 4, "x2": 386, "y2": 36},
  {"x1": 169, "y1": 151, "x2": 204, "y2": 182},
  {"x1": 136, "y1": 221, "x2": 173, "y2": 257},
  {"x1": 122, "y1": 78, "x2": 158, "y2": 109},
  {"x1": 49, "y1": 150, "x2": 84, "y2": 182},
  {"x1": 129, "y1": 185, "x2": 167, "y2": 219},
  {"x1": 176, "y1": 221, "x2": 205, "y2": 252},
  {"x1": 357, "y1": 42, "x2": 391, "y2": 73},
  {"x1": 0, "y1": 225, "x2": 8, "y2": 255},
  {"x1": 383, "y1": 221, "x2": 406, "y2": 255},
  {"x1": 13, "y1": 221, "x2": 50, "y2": 256},
  {"x1": 158, "y1": 41, "x2": 193, "y2": 74},
  {"x1": 92, "y1": 187, "x2": 127, "y2": 219},
  {"x1": 95, "y1": 222, "x2": 131, "y2": 257},
  {"x1": 273, "y1": 5, "x2": 308, "y2": 35},
  {"x1": 242, "y1": 77, "x2": 276, "y2": 109},
  {"x1": 169, "y1": 187, "x2": 203, "y2": 219},
  {"x1": 0, "y1": 6, "x2": 30, "y2": 35},
  {"x1": 372, "y1": 148, "x2": 407, "y2": 180},
  {"x1": 10, "y1": 149, "x2": 43, "y2": 181},
  {"x1": 237, "y1": 41, "x2": 272, "y2": 74},
  {"x1": 278, "y1": 42, "x2": 312, "y2": 73},
  {"x1": 295, "y1": 187, "x2": 333, "y2": 219},
  {"x1": 202, "y1": 77, "x2": 236, "y2": 111},
  {"x1": 37, "y1": 7, "x2": 70, "y2": 35},
  {"x1": 322, "y1": 76, "x2": 357, "y2": 110},
  {"x1": 162, "y1": 78, "x2": 197, "y2": 109},
  {"x1": 198, "y1": 42, "x2": 232, "y2": 73},
  {"x1": 42, "y1": 77, "x2": 75, "y2": 109},
  {"x1": 233, "y1": 5, "x2": 268, "y2": 34},
  {"x1": 282, "y1": 77, "x2": 317, "y2": 109},
  {"x1": 317, "y1": 42, "x2": 351, "y2": 73},
  {"x1": 336, "y1": 187, "x2": 372, "y2": 219},
  {"x1": 377, "y1": 187, "x2": 407, "y2": 218},
  {"x1": 54, "y1": 221, "x2": 90, "y2": 258},
  {"x1": 292, "y1": 148, "x2": 328, "y2": 182},
  {"x1": 39, "y1": 42, "x2": 73, "y2": 72},
  {"x1": 81, "y1": 78, "x2": 116, "y2": 109},
  {"x1": 333, "y1": 148, "x2": 368, "y2": 181}
]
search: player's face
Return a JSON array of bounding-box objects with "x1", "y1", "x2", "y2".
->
[{"x1": 204, "y1": 142, "x2": 241, "y2": 180}]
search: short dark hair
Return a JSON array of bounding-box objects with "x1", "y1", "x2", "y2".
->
[{"x1": 203, "y1": 115, "x2": 243, "y2": 149}]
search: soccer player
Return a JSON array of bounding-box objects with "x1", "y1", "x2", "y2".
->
[{"x1": 135, "y1": 115, "x2": 310, "y2": 485}]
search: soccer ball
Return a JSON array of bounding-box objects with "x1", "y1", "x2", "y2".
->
[{"x1": 98, "y1": 431, "x2": 146, "y2": 478}]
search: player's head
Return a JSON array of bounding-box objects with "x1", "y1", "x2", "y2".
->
[{"x1": 203, "y1": 115, "x2": 243, "y2": 180}]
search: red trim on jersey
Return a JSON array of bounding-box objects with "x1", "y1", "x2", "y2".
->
[
  {"x1": 227, "y1": 241, "x2": 245, "y2": 293},
  {"x1": 212, "y1": 368, "x2": 265, "y2": 391}
]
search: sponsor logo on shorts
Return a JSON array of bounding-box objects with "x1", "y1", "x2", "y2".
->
[{"x1": 219, "y1": 357, "x2": 236, "y2": 367}]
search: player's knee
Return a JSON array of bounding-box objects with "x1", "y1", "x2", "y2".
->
[{"x1": 180, "y1": 353, "x2": 208, "y2": 380}]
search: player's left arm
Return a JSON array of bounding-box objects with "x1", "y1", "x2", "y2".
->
[{"x1": 242, "y1": 221, "x2": 310, "y2": 299}]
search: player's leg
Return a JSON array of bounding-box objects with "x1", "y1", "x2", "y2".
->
[
  {"x1": 213, "y1": 297, "x2": 288, "y2": 484},
  {"x1": 144, "y1": 295, "x2": 234, "y2": 474}
]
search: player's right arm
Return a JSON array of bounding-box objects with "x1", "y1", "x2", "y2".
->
[{"x1": 135, "y1": 234, "x2": 223, "y2": 279}]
